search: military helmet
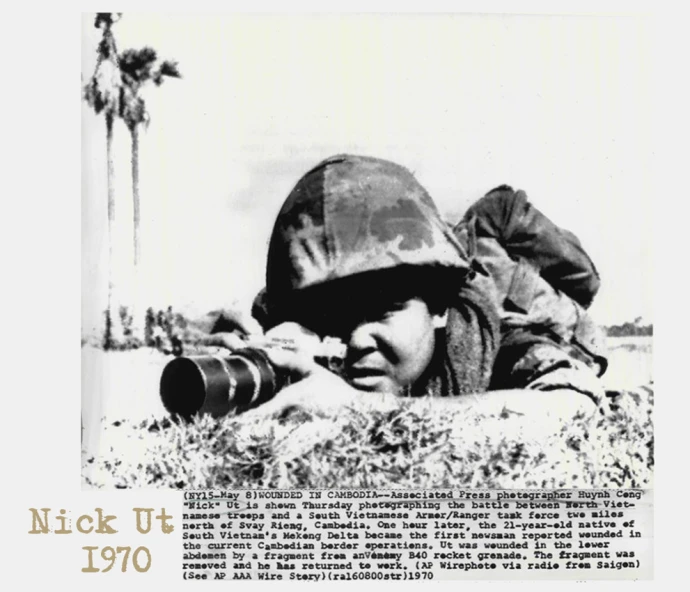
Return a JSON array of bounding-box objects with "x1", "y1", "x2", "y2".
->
[{"x1": 264, "y1": 154, "x2": 470, "y2": 313}]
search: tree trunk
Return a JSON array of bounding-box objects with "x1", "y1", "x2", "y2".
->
[
  {"x1": 105, "y1": 111, "x2": 123, "y2": 348},
  {"x1": 132, "y1": 125, "x2": 141, "y2": 267},
  {"x1": 130, "y1": 124, "x2": 145, "y2": 343}
]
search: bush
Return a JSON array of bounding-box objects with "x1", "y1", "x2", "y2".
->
[
  {"x1": 103, "y1": 307, "x2": 143, "y2": 350},
  {"x1": 82, "y1": 386, "x2": 653, "y2": 490},
  {"x1": 144, "y1": 306, "x2": 184, "y2": 355},
  {"x1": 98, "y1": 306, "x2": 187, "y2": 352},
  {"x1": 606, "y1": 322, "x2": 653, "y2": 337}
]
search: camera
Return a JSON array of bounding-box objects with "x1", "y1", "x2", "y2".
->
[{"x1": 159, "y1": 337, "x2": 345, "y2": 419}]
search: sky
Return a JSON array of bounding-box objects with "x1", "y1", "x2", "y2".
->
[{"x1": 81, "y1": 12, "x2": 653, "y2": 334}]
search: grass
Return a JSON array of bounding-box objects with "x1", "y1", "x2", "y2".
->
[{"x1": 82, "y1": 382, "x2": 653, "y2": 490}]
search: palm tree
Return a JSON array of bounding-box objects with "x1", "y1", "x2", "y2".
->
[
  {"x1": 83, "y1": 12, "x2": 124, "y2": 348},
  {"x1": 118, "y1": 48, "x2": 180, "y2": 343},
  {"x1": 119, "y1": 48, "x2": 181, "y2": 268}
]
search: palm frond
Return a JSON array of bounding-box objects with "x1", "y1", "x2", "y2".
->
[
  {"x1": 117, "y1": 47, "x2": 181, "y2": 127},
  {"x1": 159, "y1": 60, "x2": 181, "y2": 79},
  {"x1": 83, "y1": 56, "x2": 123, "y2": 116},
  {"x1": 94, "y1": 13, "x2": 118, "y2": 29},
  {"x1": 120, "y1": 47, "x2": 159, "y2": 84},
  {"x1": 121, "y1": 91, "x2": 149, "y2": 129}
]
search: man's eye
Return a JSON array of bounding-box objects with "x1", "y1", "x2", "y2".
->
[
  {"x1": 389, "y1": 300, "x2": 408, "y2": 311},
  {"x1": 368, "y1": 300, "x2": 406, "y2": 320},
  {"x1": 381, "y1": 300, "x2": 408, "y2": 314}
]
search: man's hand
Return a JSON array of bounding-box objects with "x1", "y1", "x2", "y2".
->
[
  {"x1": 256, "y1": 323, "x2": 358, "y2": 417},
  {"x1": 240, "y1": 322, "x2": 395, "y2": 417},
  {"x1": 247, "y1": 364, "x2": 366, "y2": 418},
  {"x1": 261, "y1": 322, "x2": 323, "y2": 377},
  {"x1": 204, "y1": 321, "x2": 320, "y2": 363},
  {"x1": 201, "y1": 331, "x2": 249, "y2": 351}
]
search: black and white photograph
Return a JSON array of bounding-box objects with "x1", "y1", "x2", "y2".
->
[{"x1": 80, "y1": 12, "x2": 653, "y2": 491}]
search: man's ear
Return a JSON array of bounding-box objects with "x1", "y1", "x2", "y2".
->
[{"x1": 433, "y1": 309, "x2": 448, "y2": 329}]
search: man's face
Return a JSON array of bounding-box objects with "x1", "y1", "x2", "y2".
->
[{"x1": 286, "y1": 270, "x2": 441, "y2": 395}]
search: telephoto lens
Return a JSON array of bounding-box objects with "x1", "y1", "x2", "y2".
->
[
  {"x1": 159, "y1": 348, "x2": 283, "y2": 419},
  {"x1": 159, "y1": 337, "x2": 346, "y2": 420}
]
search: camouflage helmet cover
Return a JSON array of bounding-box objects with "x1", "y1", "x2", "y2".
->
[{"x1": 265, "y1": 154, "x2": 470, "y2": 302}]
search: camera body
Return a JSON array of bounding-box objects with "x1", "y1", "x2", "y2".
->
[{"x1": 159, "y1": 337, "x2": 345, "y2": 419}]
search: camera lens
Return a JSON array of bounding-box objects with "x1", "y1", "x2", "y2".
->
[
  {"x1": 160, "y1": 357, "x2": 207, "y2": 418},
  {"x1": 159, "y1": 349, "x2": 280, "y2": 419}
]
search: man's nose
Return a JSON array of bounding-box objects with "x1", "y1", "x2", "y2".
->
[{"x1": 347, "y1": 320, "x2": 379, "y2": 351}]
